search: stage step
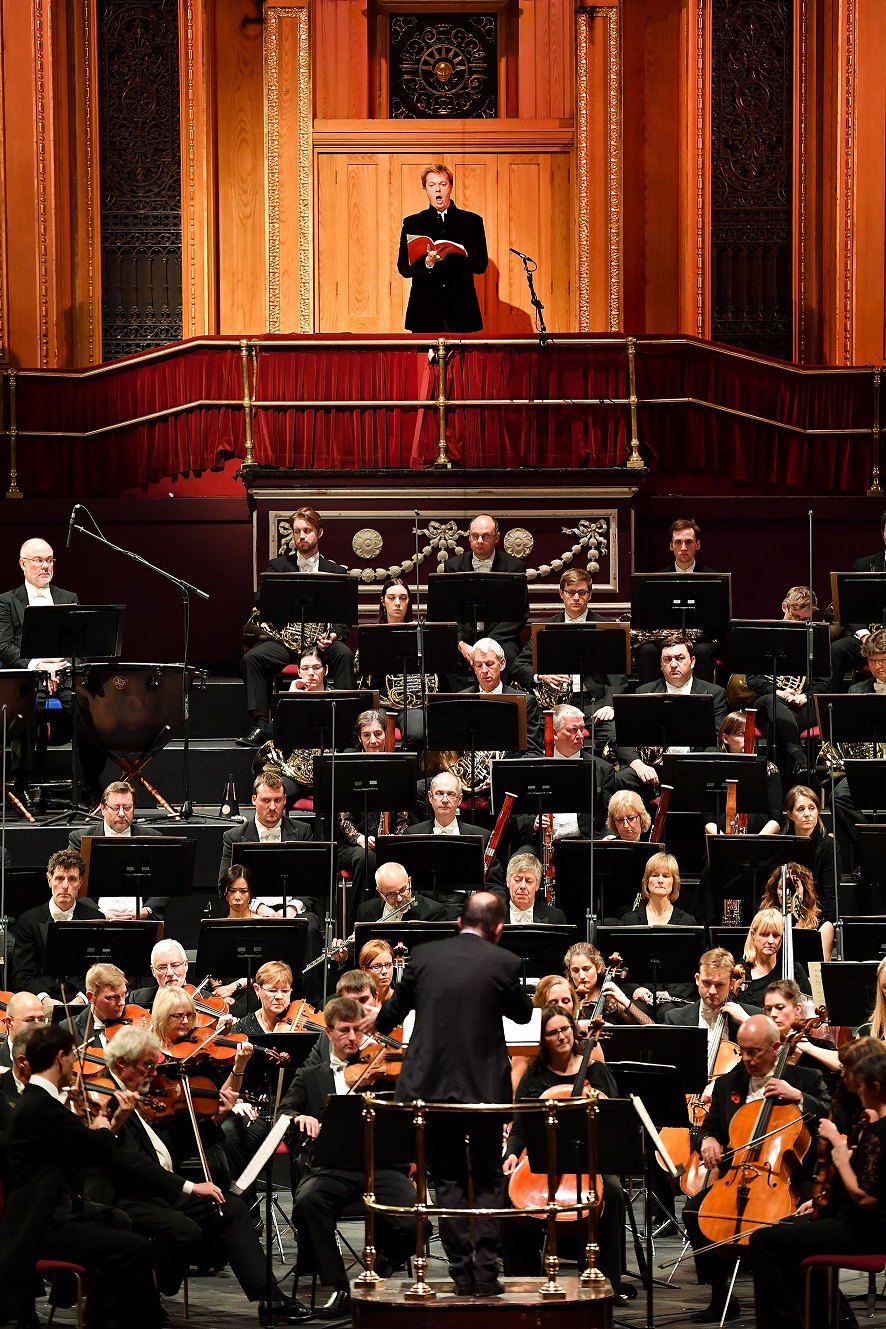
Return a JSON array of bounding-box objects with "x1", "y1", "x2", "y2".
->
[
  {"x1": 189, "y1": 676, "x2": 243, "y2": 740},
  {"x1": 352, "y1": 1276, "x2": 612, "y2": 1328},
  {"x1": 40, "y1": 739, "x2": 256, "y2": 809}
]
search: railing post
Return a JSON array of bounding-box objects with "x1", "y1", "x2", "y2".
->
[
  {"x1": 432, "y1": 338, "x2": 451, "y2": 469},
  {"x1": 868, "y1": 366, "x2": 883, "y2": 497},
  {"x1": 625, "y1": 336, "x2": 644, "y2": 470},
  {"x1": 404, "y1": 1100, "x2": 436, "y2": 1300},
  {"x1": 538, "y1": 1101, "x2": 566, "y2": 1299},
  {"x1": 356, "y1": 1094, "x2": 381, "y2": 1287},
  {"x1": 4, "y1": 370, "x2": 22, "y2": 499},
  {"x1": 240, "y1": 339, "x2": 255, "y2": 466},
  {"x1": 580, "y1": 1090, "x2": 608, "y2": 1291}
]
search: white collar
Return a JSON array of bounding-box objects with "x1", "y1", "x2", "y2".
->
[{"x1": 29, "y1": 1073, "x2": 63, "y2": 1102}]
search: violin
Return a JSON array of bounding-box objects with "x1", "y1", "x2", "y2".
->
[
  {"x1": 183, "y1": 982, "x2": 232, "y2": 1027},
  {"x1": 343, "y1": 1041, "x2": 404, "y2": 1090},
  {"x1": 165, "y1": 1029, "x2": 289, "y2": 1066},
  {"x1": 278, "y1": 999, "x2": 321, "y2": 1031},
  {"x1": 149, "y1": 1058, "x2": 221, "y2": 1120},
  {"x1": 66, "y1": 1073, "x2": 168, "y2": 1121},
  {"x1": 576, "y1": 952, "x2": 626, "y2": 1058}
]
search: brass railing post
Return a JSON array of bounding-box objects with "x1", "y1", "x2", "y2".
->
[
  {"x1": 356, "y1": 1094, "x2": 380, "y2": 1287},
  {"x1": 240, "y1": 339, "x2": 255, "y2": 466},
  {"x1": 868, "y1": 366, "x2": 883, "y2": 497},
  {"x1": 580, "y1": 1090, "x2": 608, "y2": 1291},
  {"x1": 5, "y1": 369, "x2": 22, "y2": 499},
  {"x1": 538, "y1": 1101, "x2": 566, "y2": 1299},
  {"x1": 625, "y1": 336, "x2": 644, "y2": 470},
  {"x1": 404, "y1": 1100, "x2": 435, "y2": 1300},
  {"x1": 432, "y1": 338, "x2": 451, "y2": 469}
]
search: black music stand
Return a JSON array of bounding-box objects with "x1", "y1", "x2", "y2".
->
[
  {"x1": 814, "y1": 693, "x2": 886, "y2": 746},
  {"x1": 257, "y1": 572, "x2": 358, "y2": 646},
  {"x1": 236, "y1": 841, "x2": 337, "y2": 916},
  {"x1": 603, "y1": 1026, "x2": 708, "y2": 1092},
  {"x1": 353, "y1": 920, "x2": 457, "y2": 961},
  {"x1": 593, "y1": 926, "x2": 705, "y2": 1011},
  {"x1": 819, "y1": 961, "x2": 879, "y2": 1027},
  {"x1": 729, "y1": 620, "x2": 831, "y2": 765},
  {"x1": 491, "y1": 755, "x2": 599, "y2": 848},
  {"x1": 844, "y1": 760, "x2": 886, "y2": 816},
  {"x1": 630, "y1": 573, "x2": 732, "y2": 640},
  {"x1": 425, "y1": 692, "x2": 527, "y2": 817},
  {"x1": 356, "y1": 623, "x2": 461, "y2": 694},
  {"x1": 375, "y1": 833, "x2": 485, "y2": 899},
  {"x1": 533, "y1": 622, "x2": 631, "y2": 725},
  {"x1": 612, "y1": 693, "x2": 716, "y2": 755},
  {"x1": 661, "y1": 753, "x2": 769, "y2": 825},
  {"x1": 840, "y1": 917, "x2": 886, "y2": 962},
  {"x1": 195, "y1": 918, "x2": 309, "y2": 1005},
  {"x1": 555, "y1": 839, "x2": 665, "y2": 931},
  {"x1": 314, "y1": 752, "x2": 418, "y2": 897},
  {"x1": 81, "y1": 836, "x2": 195, "y2": 919},
  {"x1": 44, "y1": 918, "x2": 161, "y2": 992},
  {"x1": 706, "y1": 833, "x2": 816, "y2": 928},
  {"x1": 856, "y1": 828, "x2": 886, "y2": 891},
  {"x1": 426, "y1": 571, "x2": 528, "y2": 647},
  {"x1": 20, "y1": 603, "x2": 125, "y2": 818},
  {"x1": 311, "y1": 1093, "x2": 423, "y2": 1170},
  {"x1": 499, "y1": 922, "x2": 577, "y2": 982},
  {"x1": 831, "y1": 572, "x2": 886, "y2": 634},
  {"x1": 709, "y1": 925, "x2": 824, "y2": 966},
  {"x1": 272, "y1": 691, "x2": 378, "y2": 764}
]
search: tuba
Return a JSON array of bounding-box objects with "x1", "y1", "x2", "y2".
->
[
  {"x1": 817, "y1": 740, "x2": 883, "y2": 779},
  {"x1": 243, "y1": 608, "x2": 329, "y2": 654}
]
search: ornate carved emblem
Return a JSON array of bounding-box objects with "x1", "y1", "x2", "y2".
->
[
  {"x1": 389, "y1": 14, "x2": 497, "y2": 118},
  {"x1": 352, "y1": 528, "x2": 384, "y2": 559},
  {"x1": 503, "y1": 527, "x2": 533, "y2": 560}
]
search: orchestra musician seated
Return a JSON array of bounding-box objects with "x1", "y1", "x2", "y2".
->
[
  {"x1": 502, "y1": 1003, "x2": 625, "y2": 1292},
  {"x1": 0, "y1": 990, "x2": 48, "y2": 1069},
  {"x1": 832, "y1": 1037, "x2": 884, "y2": 1134},
  {"x1": 619, "y1": 852, "x2": 698, "y2": 927},
  {"x1": 662, "y1": 947, "x2": 760, "y2": 1043},
  {"x1": 100, "y1": 1025, "x2": 311, "y2": 1324},
  {"x1": 603, "y1": 789, "x2": 653, "y2": 841},
  {"x1": 509, "y1": 973, "x2": 581, "y2": 1092},
  {"x1": 358, "y1": 940, "x2": 396, "y2": 1006},
  {"x1": 739, "y1": 907, "x2": 812, "y2": 1010},
  {"x1": 856, "y1": 955, "x2": 886, "y2": 1037},
  {"x1": 68, "y1": 780, "x2": 170, "y2": 919},
  {"x1": 564, "y1": 942, "x2": 654, "y2": 1026},
  {"x1": 459, "y1": 636, "x2": 544, "y2": 753},
  {"x1": 352, "y1": 861, "x2": 449, "y2": 924},
  {"x1": 250, "y1": 652, "x2": 333, "y2": 808},
  {"x1": 443, "y1": 512, "x2": 528, "y2": 681},
  {"x1": 69, "y1": 962, "x2": 130, "y2": 1047},
  {"x1": 11, "y1": 849, "x2": 102, "y2": 1011},
  {"x1": 219, "y1": 773, "x2": 312, "y2": 893},
  {"x1": 128, "y1": 938, "x2": 194, "y2": 1009},
  {"x1": 703, "y1": 712, "x2": 782, "y2": 835},
  {"x1": 407, "y1": 770, "x2": 504, "y2": 891},
  {"x1": 511, "y1": 704, "x2": 617, "y2": 854},
  {"x1": 337, "y1": 709, "x2": 410, "y2": 906},
  {"x1": 0, "y1": 1027, "x2": 31, "y2": 1135},
  {"x1": 635, "y1": 518, "x2": 722, "y2": 684},
  {"x1": 761, "y1": 979, "x2": 839, "y2": 1080},
  {"x1": 749, "y1": 1048, "x2": 886, "y2": 1329},
  {"x1": 781, "y1": 785, "x2": 839, "y2": 933},
  {"x1": 681, "y1": 1014, "x2": 829, "y2": 1324},
  {"x1": 493, "y1": 852, "x2": 567, "y2": 925},
  {"x1": 299, "y1": 969, "x2": 382, "y2": 1069},
  {"x1": 234, "y1": 960, "x2": 297, "y2": 1038},
  {"x1": 759, "y1": 859, "x2": 834, "y2": 962},
  {"x1": 831, "y1": 628, "x2": 886, "y2": 866},
  {"x1": 281, "y1": 995, "x2": 425, "y2": 1319}
]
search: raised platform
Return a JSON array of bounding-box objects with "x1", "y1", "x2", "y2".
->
[{"x1": 351, "y1": 1275, "x2": 612, "y2": 1328}]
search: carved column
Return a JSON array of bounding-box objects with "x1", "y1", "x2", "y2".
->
[{"x1": 575, "y1": 1, "x2": 622, "y2": 333}]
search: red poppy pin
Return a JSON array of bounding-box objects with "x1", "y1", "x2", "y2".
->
[{"x1": 730, "y1": 1093, "x2": 741, "y2": 1104}]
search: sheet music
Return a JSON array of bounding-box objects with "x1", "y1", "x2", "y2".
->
[{"x1": 231, "y1": 1110, "x2": 292, "y2": 1194}]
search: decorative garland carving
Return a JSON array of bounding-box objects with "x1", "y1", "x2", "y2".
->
[
  {"x1": 575, "y1": 9, "x2": 590, "y2": 332},
  {"x1": 605, "y1": 6, "x2": 622, "y2": 332},
  {"x1": 842, "y1": 0, "x2": 855, "y2": 365},
  {"x1": 34, "y1": 0, "x2": 50, "y2": 366},
  {"x1": 266, "y1": 6, "x2": 313, "y2": 334}
]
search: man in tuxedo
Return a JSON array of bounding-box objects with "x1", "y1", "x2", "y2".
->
[
  {"x1": 494, "y1": 853, "x2": 566, "y2": 925},
  {"x1": 443, "y1": 514, "x2": 528, "y2": 679},
  {"x1": 460, "y1": 637, "x2": 543, "y2": 753},
  {"x1": 510, "y1": 567, "x2": 628, "y2": 748},
  {"x1": 11, "y1": 849, "x2": 103, "y2": 1008},
  {"x1": 0, "y1": 1026, "x2": 31, "y2": 1136},
  {"x1": 636, "y1": 517, "x2": 723, "y2": 683},
  {"x1": 662, "y1": 947, "x2": 760, "y2": 1037},
  {"x1": 352, "y1": 861, "x2": 449, "y2": 924},
  {"x1": 69, "y1": 962, "x2": 128, "y2": 1047},
  {"x1": 0, "y1": 536, "x2": 105, "y2": 805},
  {"x1": 69, "y1": 780, "x2": 169, "y2": 919},
  {"x1": 615, "y1": 635, "x2": 728, "y2": 796},
  {"x1": 218, "y1": 772, "x2": 313, "y2": 883},
  {"x1": 397, "y1": 164, "x2": 488, "y2": 333},
  {"x1": 128, "y1": 937, "x2": 191, "y2": 1009},
  {"x1": 281, "y1": 996, "x2": 422, "y2": 1319},
  {"x1": 238, "y1": 506, "x2": 357, "y2": 746},
  {"x1": 681, "y1": 1015, "x2": 828, "y2": 1324},
  {"x1": 511, "y1": 704, "x2": 617, "y2": 855},
  {"x1": 831, "y1": 627, "x2": 886, "y2": 863},
  {"x1": 407, "y1": 769, "x2": 504, "y2": 894},
  {"x1": 828, "y1": 507, "x2": 886, "y2": 689},
  {"x1": 373, "y1": 892, "x2": 532, "y2": 1296},
  {"x1": 0, "y1": 990, "x2": 47, "y2": 1069}
]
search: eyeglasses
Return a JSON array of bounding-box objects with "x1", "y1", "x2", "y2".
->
[
  {"x1": 367, "y1": 961, "x2": 393, "y2": 973},
  {"x1": 431, "y1": 790, "x2": 457, "y2": 800},
  {"x1": 614, "y1": 814, "x2": 640, "y2": 826},
  {"x1": 166, "y1": 1012, "x2": 192, "y2": 1023},
  {"x1": 154, "y1": 961, "x2": 187, "y2": 973},
  {"x1": 380, "y1": 886, "x2": 410, "y2": 901},
  {"x1": 22, "y1": 556, "x2": 54, "y2": 566},
  {"x1": 105, "y1": 805, "x2": 133, "y2": 815},
  {"x1": 261, "y1": 987, "x2": 292, "y2": 996},
  {"x1": 544, "y1": 1026, "x2": 572, "y2": 1039}
]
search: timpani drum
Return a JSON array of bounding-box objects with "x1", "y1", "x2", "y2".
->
[
  {"x1": 75, "y1": 662, "x2": 195, "y2": 753},
  {"x1": 0, "y1": 669, "x2": 38, "y2": 741}
]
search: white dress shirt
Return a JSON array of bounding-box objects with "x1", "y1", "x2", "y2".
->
[
  {"x1": 510, "y1": 905, "x2": 534, "y2": 924},
  {"x1": 433, "y1": 819, "x2": 460, "y2": 835},
  {"x1": 297, "y1": 553, "x2": 320, "y2": 574},
  {"x1": 25, "y1": 583, "x2": 55, "y2": 669}
]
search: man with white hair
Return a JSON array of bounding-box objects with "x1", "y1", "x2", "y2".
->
[
  {"x1": 460, "y1": 637, "x2": 543, "y2": 753},
  {"x1": 0, "y1": 536, "x2": 105, "y2": 806},
  {"x1": 354, "y1": 861, "x2": 449, "y2": 923},
  {"x1": 128, "y1": 938, "x2": 190, "y2": 1008}
]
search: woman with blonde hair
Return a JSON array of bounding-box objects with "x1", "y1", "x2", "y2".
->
[
  {"x1": 740, "y1": 906, "x2": 811, "y2": 1007},
  {"x1": 604, "y1": 790, "x2": 652, "y2": 842},
  {"x1": 620, "y1": 852, "x2": 697, "y2": 927},
  {"x1": 857, "y1": 959, "x2": 886, "y2": 1040}
]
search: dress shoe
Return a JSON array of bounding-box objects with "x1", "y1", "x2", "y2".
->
[
  {"x1": 12, "y1": 784, "x2": 32, "y2": 813},
  {"x1": 318, "y1": 1288, "x2": 351, "y2": 1318},
  {"x1": 691, "y1": 1294, "x2": 740, "y2": 1323},
  {"x1": 237, "y1": 720, "x2": 271, "y2": 748},
  {"x1": 258, "y1": 1293, "x2": 312, "y2": 1325},
  {"x1": 451, "y1": 1278, "x2": 474, "y2": 1295},
  {"x1": 473, "y1": 1279, "x2": 505, "y2": 1297}
]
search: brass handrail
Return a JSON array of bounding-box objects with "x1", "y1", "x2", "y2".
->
[{"x1": 357, "y1": 1093, "x2": 609, "y2": 1304}]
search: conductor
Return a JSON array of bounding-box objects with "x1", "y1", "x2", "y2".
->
[
  {"x1": 370, "y1": 891, "x2": 531, "y2": 1295},
  {"x1": 397, "y1": 165, "x2": 488, "y2": 333}
]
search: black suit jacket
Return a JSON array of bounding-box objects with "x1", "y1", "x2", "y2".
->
[
  {"x1": 655, "y1": 560, "x2": 722, "y2": 575},
  {"x1": 405, "y1": 817, "x2": 504, "y2": 891},
  {"x1": 218, "y1": 814, "x2": 312, "y2": 883},
  {"x1": 376, "y1": 931, "x2": 531, "y2": 1102},
  {"x1": 258, "y1": 553, "x2": 352, "y2": 642},
  {"x1": 397, "y1": 201, "x2": 488, "y2": 333},
  {"x1": 510, "y1": 609, "x2": 629, "y2": 703},
  {"x1": 280, "y1": 1060, "x2": 336, "y2": 1124},
  {"x1": 614, "y1": 675, "x2": 729, "y2": 766},
  {"x1": 354, "y1": 893, "x2": 449, "y2": 923},
  {"x1": 849, "y1": 676, "x2": 876, "y2": 694},
  {"x1": 458, "y1": 681, "x2": 543, "y2": 754},
  {"x1": 0, "y1": 583, "x2": 79, "y2": 668},
  {"x1": 511, "y1": 748, "x2": 617, "y2": 845},
  {"x1": 68, "y1": 824, "x2": 170, "y2": 917},
  {"x1": 12, "y1": 898, "x2": 104, "y2": 998},
  {"x1": 661, "y1": 997, "x2": 760, "y2": 1035},
  {"x1": 442, "y1": 548, "x2": 528, "y2": 653},
  {"x1": 492, "y1": 894, "x2": 568, "y2": 925},
  {"x1": 620, "y1": 905, "x2": 698, "y2": 927}
]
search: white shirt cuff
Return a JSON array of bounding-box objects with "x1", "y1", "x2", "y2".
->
[{"x1": 181, "y1": 1180, "x2": 194, "y2": 1195}]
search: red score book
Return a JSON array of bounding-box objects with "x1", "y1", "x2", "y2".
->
[{"x1": 407, "y1": 234, "x2": 468, "y2": 265}]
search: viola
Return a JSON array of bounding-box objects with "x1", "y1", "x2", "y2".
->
[
  {"x1": 150, "y1": 1058, "x2": 221, "y2": 1119},
  {"x1": 576, "y1": 952, "x2": 626, "y2": 1059}
]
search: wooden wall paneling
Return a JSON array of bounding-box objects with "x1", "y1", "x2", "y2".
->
[
  {"x1": 179, "y1": 0, "x2": 217, "y2": 337},
  {"x1": 500, "y1": 154, "x2": 573, "y2": 332},
  {"x1": 213, "y1": 0, "x2": 267, "y2": 332},
  {"x1": 849, "y1": 0, "x2": 886, "y2": 364},
  {"x1": 313, "y1": 0, "x2": 368, "y2": 119},
  {"x1": 344, "y1": 158, "x2": 384, "y2": 329},
  {"x1": 451, "y1": 155, "x2": 498, "y2": 331},
  {"x1": 315, "y1": 150, "x2": 341, "y2": 330},
  {"x1": 517, "y1": 0, "x2": 574, "y2": 119},
  {"x1": 575, "y1": 4, "x2": 619, "y2": 332},
  {"x1": 818, "y1": 0, "x2": 843, "y2": 365},
  {"x1": 0, "y1": 0, "x2": 9, "y2": 364},
  {"x1": 265, "y1": 2, "x2": 312, "y2": 332}
]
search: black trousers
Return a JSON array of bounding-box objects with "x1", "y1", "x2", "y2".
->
[
  {"x1": 750, "y1": 1213, "x2": 883, "y2": 1329},
  {"x1": 829, "y1": 634, "x2": 864, "y2": 692},
  {"x1": 681, "y1": 1189, "x2": 740, "y2": 1290},
  {"x1": 293, "y1": 1166, "x2": 419, "y2": 1286},
  {"x1": 240, "y1": 638, "x2": 356, "y2": 714},
  {"x1": 40, "y1": 1208, "x2": 159, "y2": 1329},
  {"x1": 754, "y1": 694, "x2": 815, "y2": 763},
  {"x1": 426, "y1": 1113, "x2": 506, "y2": 1286},
  {"x1": 12, "y1": 681, "x2": 106, "y2": 791}
]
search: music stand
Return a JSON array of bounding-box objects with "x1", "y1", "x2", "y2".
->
[
  {"x1": 729, "y1": 620, "x2": 832, "y2": 765},
  {"x1": 20, "y1": 603, "x2": 125, "y2": 817},
  {"x1": 81, "y1": 836, "x2": 195, "y2": 919},
  {"x1": 630, "y1": 573, "x2": 732, "y2": 640},
  {"x1": 593, "y1": 926, "x2": 705, "y2": 1010},
  {"x1": 356, "y1": 623, "x2": 461, "y2": 692},
  {"x1": 856, "y1": 828, "x2": 886, "y2": 891},
  {"x1": 498, "y1": 922, "x2": 577, "y2": 983},
  {"x1": 613, "y1": 693, "x2": 717, "y2": 754},
  {"x1": 840, "y1": 918, "x2": 886, "y2": 962},
  {"x1": 706, "y1": 833, "x2": 816, "y2": 928},
  {"x1": 426, "y1": 693, "x2": 527, "y2": 817},
  {"x1": 603, "y1": 1026, "x2": 708, "y2": 1093},
  {"x1": 257, "y1": 572, "x2": 358, "y2": 645},
  {"x1": 195, "y1": 918, "x2": 309, "y2": 1004},
  {"x1": 314, "y1": 752, "x2": 418, "y2": 896},
  {"x1": 831, "y1": 572, "x2": 886, "y2": 633},
  {"x1": 44, "y1": 918, "x2": 161, "y2": 990},
  {"x1": 555, "y1": 840, "x2": 664, "y2": 931},
  {"x1": 353, "y1": 920, "x2": 457, "y2": 959},
  {"x1": 819, "y1": 961, "x2": 879, "y2": 1028},
  {"x1": 311, "y1": 1094, "x2": 423, "y2": 1170},
  {"x1": 661, "y1": 753, "x2": 769, "y2": 825},
  {"x1": 844, "y1": 760, "x2": 886, "y2": 817},
  {"x1": 236, "y1": 842, "x2": 337, "y2": 916},
  {"x1": 533, "y1": 622, "x2": 631, "y2": 722},
  {"x1": 426, "y1": 571, "x2": 528, "y2": 646},
  {"x1": 709, "y1": 925, "x2": 824, "y2": 966},
  {"x1": 814, "y1": 693, "x2": 886, "y2": 746},
  {"x1": 375, "y1": 834, "x2": 485, "y2": 899}
]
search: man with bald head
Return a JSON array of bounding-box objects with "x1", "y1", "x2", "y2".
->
[
  {"x1": 443, "y1": 514, "x2": 528, "y2": 681},
  {"x1": 0, "y1": 536, "x2": 105, "y2": 805},
  {"x1": 0, "y1": 992, "x2": 48, "y2": 1069},
  {"x1": 680, "y1": 1014, "x2": 829, "y2": 1323},
  {"x1": 353, "y1": 861, "x2": 448, "y2": 924}
]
